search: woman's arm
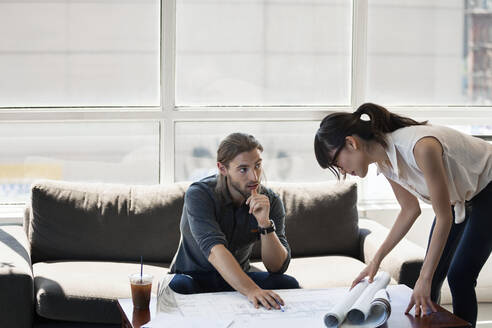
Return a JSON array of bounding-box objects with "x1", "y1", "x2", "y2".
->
[
  {"x1": 373, "y1": 179, "x2": 422, "y2": 265},
  {"x1": 407, "y1": 136, "x2": 453, "y2": 315},
  {"x1": 351, "y1": 178, "x2": 421, "y2": 288}
]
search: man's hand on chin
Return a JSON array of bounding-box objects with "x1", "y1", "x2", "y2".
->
[{"x1": 246, "y1": 189, "x2": 271, "y2": 226}]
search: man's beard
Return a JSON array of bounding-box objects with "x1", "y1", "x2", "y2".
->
[{"x1": 227, "y1": 175, "x2": 256, "y2": 199}]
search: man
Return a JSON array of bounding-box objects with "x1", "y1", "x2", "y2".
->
[{"x1": 169, "y1": 133, "x2": 299, "y2": 310}]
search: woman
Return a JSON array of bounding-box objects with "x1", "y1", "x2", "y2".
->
[{"x1": 314, "y1": 103, "x2": 492, "y2": 327}]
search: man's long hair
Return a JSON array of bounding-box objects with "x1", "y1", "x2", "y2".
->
[{"x1": 216, "y1": 133, "x2": 264, "y2": 198}]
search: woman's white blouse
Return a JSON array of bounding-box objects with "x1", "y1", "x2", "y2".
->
[{"x1": 377, "y1": 125, "x2": 492, "y2": 223}]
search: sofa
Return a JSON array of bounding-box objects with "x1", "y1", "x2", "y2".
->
[{"x1": 0, "y1": 179, "x2": 424, "y2": 327}]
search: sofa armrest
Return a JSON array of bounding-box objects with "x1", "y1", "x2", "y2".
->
[
  {"x1": 0, "y1": 225, "x2": 34, "y2": 328},
  {"x1": 359, "y1": 218, "x2": 425, "y2": 288}
]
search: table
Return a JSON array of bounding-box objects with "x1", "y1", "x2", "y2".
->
[
  {"x1": 117, "y1": 296, "x2": 156, "y2": 328},
  {"x1": 117, "y1": 284, "x2": 471, "y2": 328}
]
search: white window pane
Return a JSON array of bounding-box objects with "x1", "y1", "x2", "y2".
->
[
  {"x1": 176, "y1": 0, "x2": 351, "y2": 106},
  {"x1": 359, "y1": 164, "x2": 394, "y2": 205},
  {"x1": 0, "y1": 1, "x2": 160, "y2": 107},
  {"x1": 445, "y1": 124, "x2": 492, "y2": 136},
  {"x1": 367, "y1": 0, "x2": 492, "y2": 105},
  {"x1": 0, "y1": 122, "x2": 159, "y2": 204},
  {"x1": 174, "y1": 121, "x2": 331, "y2": 182}
]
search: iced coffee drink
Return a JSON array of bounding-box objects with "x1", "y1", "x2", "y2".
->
[{"x1": 129, "y1": 273, "x2": 153, "y2": 309}]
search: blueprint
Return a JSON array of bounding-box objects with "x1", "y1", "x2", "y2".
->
[
  {"x1": 148, "y1": 273, "x2": 390, "y2": 327},
  {"x1": 150, "y1": 275, "x2": 344, "y2": 327},
  {"x1": 325, "y1": 272, "x2": 391, "y2": 328}
]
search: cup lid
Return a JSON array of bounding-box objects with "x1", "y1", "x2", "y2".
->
[{"x1": 129, "y1": 273, "x2": 153, "y2": 282}]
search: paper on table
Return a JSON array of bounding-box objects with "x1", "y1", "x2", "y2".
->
[
  {"x1": 142, "y1": 313, "x2": 233, "y2": 328},
  {"x1": 156, "y1": 275, "x2": 338, "y2": 327},
  {"x1": 324, "y1": 271, "x2": 391, "y2": 328},
  {"x1": 154, "y1": 273, "x2": 390, "y2": 328},
  {"x1": 156, "y1": 273, "x2": 180, "y2": 314}
]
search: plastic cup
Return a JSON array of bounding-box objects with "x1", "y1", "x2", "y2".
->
[{"x1": 129, "y1": 273, "x2": 153, "y2": 309}]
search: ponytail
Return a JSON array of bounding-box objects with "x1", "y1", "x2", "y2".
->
[
  {"x1": 353, "y1": 103, "x2": 426, "y2": 136},
  {"x1": 314, "y1": 103, "x2": 427, "y2": 178}
]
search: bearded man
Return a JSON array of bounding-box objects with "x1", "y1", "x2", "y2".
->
[{"x1": 169, "y1": 133, "x2": 299, "y2": 310}]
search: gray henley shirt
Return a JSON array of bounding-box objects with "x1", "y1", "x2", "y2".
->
[{"x1": 169, "y1": 175, "x2": 291, "y2": 274}]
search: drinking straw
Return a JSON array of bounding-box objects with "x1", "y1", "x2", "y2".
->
[{"x1": 140, "y1": 256, "x2": 143, "y2": 283}]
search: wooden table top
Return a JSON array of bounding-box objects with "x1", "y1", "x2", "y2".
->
[{"x1": 117, "y1": 284, "x2": 471, "y2": 328}]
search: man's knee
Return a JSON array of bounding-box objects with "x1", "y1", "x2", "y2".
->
[
  {"x1": 169, "y1": 274, "x2": 200, "y2": 294},
  {"x1": 272, "y1": 274, "x2": 300, "y2": 289}
]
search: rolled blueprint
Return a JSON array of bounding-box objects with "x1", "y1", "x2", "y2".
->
[
  {"x1": 324, "y1": 271, "x2": 391, "y2": 328},
  {"x1": 346, "y1": 271, "x2": 391, "y2": 324},
  {"x1": 324, "y1": 279, "x2": 369, "y2": 328},
  {"x1": 367, "y1": 289, "x2": 391, "y2": 326},
  {"x1": 341, "y1": 289, "x2": 391, "y2": 328}
]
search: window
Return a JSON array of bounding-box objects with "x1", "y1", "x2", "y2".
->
[
  {"x1": 174, "y1": 121, "x2": 328, "y2": 182},
  {"x1": 0, "y1": 0, "x2": 160, "y2": 107},
  {"x1": 367, "y1": 0, "x2": 492, "y2": 105},
  {"x1": 0, "y1": 122, "x2": 159, "y2": 203},
  {"x1": 0, "y1": 0, "x2": 491, "y2": 216},
  {"x1": 175, "y1": 0, "x2": 352, "y2": 106}
]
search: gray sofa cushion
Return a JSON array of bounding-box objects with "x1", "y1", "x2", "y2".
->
[
  {"x1": 29, "y1": 180, "x2": 189, "y2": 264},
  {"x1": 29, "y1": 179, "x2": 358, "y2": 263},
  {"x1": 0, "y1": 226, "x2": 34, "y2": 328},
  {"x1": 251, "y1": 181, "x2": 359, "y2": 259},
  {"x1": 33, "y1": 261, "x2": 169, "y2": 324}
]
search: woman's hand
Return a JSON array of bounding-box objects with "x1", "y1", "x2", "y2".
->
[
  {"x1": 350, "y1": 259, "x2": 380, "y2": 290},
  {"x1": 405, "y1": 276, "x2": 437, "y2": 316}
]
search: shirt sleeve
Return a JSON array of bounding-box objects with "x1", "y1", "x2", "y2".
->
[
  {"x1": 268, "y1": 193, "x2": 291, "y2": 274},
  {"x1": 185, "y1": 184, "x2": 227, "y2": 259}
]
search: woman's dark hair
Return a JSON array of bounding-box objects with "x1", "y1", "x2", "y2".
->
[{"x1": 314, "y1": 103, "x2": 427, "y2": 178}]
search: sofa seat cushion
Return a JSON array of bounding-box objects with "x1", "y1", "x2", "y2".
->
[
  {"x1": 252, "y1": 256, "x2": 396, "y2": 289},
  {"x1": 33, "y1": 261, "x2": 169, "y2": 324}
]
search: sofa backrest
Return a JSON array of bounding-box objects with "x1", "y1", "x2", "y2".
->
[
  {"x1": 256, "y1": 181, "x2": 360, "y2": 259},
  {"x1": 27, "y1": 179, "x2": 359, "y2": 264},
  {"x1": 28, "y1": 180, "x2": 189, "y2": 264}
]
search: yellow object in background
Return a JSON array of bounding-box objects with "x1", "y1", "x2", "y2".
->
[
  {"x1": 0, "y1": 163, "x2": 63, "y2": 181},
  {"x1": 0, "y1": 163, "x2": 64, "y2": 202}
]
